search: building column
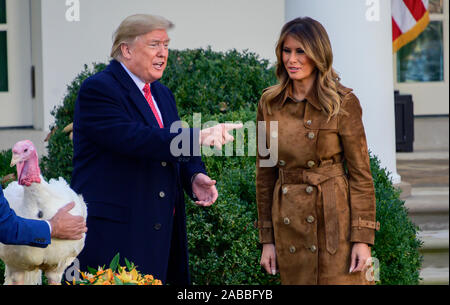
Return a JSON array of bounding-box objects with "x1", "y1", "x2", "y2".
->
[{"x1": 285, "y1": 0, "x2": 401, "y2": 183}]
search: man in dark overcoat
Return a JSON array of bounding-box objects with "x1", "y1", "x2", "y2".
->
[{"x1": 71, "y1": 14, "x2": 240, "y2": 284}]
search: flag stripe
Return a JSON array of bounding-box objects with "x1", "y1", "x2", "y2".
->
[
  {"x1": 403, "y1": 0, "x2": 427, "y2": 21},
  {"x1": 392, "y1": 0, "x2": 430, "y2": 52},
  {"x1": 393, "y1": 11, "x2": 429, "y2": 52},
  {"x1": 392, "y1": 0, "x2": 418, "y2": 33},
  {"x1": 392, "y1": 17, "x2": 402, "y2": 41}
]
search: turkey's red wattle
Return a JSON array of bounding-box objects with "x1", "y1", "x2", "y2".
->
[{"x1": 18, "y1": 151, "x2": 41, "y2": 186}]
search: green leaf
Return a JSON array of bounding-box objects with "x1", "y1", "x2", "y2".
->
[
  {"x1": 124, "y1": 257, "x2": 133, "y2": 271},
  {"x1": 87, "y1": 266, "x2": 97, "y2": 275},
  {"x1": 113, "y1": 274, "x2": 123, "y2": 285},
  {"x1": 109, "y1": 253, "x2": 120, "y2": 272}
]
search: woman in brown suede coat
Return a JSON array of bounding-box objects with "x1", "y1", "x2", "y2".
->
[{"x1": 256, "y1": 17, "x2": 379, "y2": 285}]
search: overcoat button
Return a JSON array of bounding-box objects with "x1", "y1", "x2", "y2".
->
[
  {"x1": 308, "y1": 132, "x2": 315, "y2": 140},
  {"x1": 154, "y1": 223, "x2": 162, "y2": 230},
  {"x1": 159, "y1": 191, "x2": 165, "y2": 198},
  {"x1": 161, "y1": 162, "x2": 167, "y2": 167},
  {"x1": 271, "y1": 131, "x2": 278, "y2": 138},
  {"x1": 306, "y1": 186, "x2": 314, "y2": 194},
  {"x1": 283, "y1": 217, "x2": 290, "y2": 225},
  {"x1": 306, "y1": 120, "x2": 312, "y2": 126},
  {"x1": 282, "y1": 187, "x2": 288, "y2": 194},
  {"x1": 307, "y1": 160, "x2": 315, "y2": 168},
  {"x1": 289, "y1": 246, "x2": 296, "y2": 253},
  {"x1": 310, "y1": 245, "x2": 317, "y2": 253},
  {"x1": 279, "y1": 160, "x2": 286, "y2": 166},
  {"x1": 307, "y1": 215, "x2": 315, "y2": 223}
]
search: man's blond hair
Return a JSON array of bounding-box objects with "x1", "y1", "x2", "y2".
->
[{"x1": 110, "y1": 14, "x2": 174, "y2": 60}]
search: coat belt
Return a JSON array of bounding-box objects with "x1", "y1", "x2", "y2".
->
[{"x1": 278, "y1": 161, "x2": 346, "y2": 255}]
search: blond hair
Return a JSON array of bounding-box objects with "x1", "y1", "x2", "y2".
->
[
  {"x1": 110, "y1": 14, "x2": 174, "y2": 60},
  {"x1": 262, "y1": 17, "x2": 344, "y2": 121}
]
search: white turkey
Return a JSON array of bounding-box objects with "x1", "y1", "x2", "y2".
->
[{"x1": 0, "y1": 140, "x2": 87, "y2": 285}]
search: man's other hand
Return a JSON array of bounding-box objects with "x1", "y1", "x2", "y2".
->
[{"x1": 192, "y1": 173, "x2": 218, "y2": 207}]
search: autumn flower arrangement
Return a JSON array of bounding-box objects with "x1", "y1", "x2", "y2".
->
[{"x1": 69, "y1": 253, "x2": 162, "y2": 285}]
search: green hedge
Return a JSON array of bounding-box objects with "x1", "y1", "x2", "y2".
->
[{"x1": 0, "y1": 48, "x2": 422, "y2": 285}]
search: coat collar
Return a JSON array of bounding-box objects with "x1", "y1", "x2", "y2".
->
[
  {"x1": 108, "y1": 59, "x2": 168, "y2": 127},
  {"x1": 279, "y1": 82, "x2": 322, "y2": 111},
  {"x1": 279, "y1": 82, "x2": 353, "y2": 111}
]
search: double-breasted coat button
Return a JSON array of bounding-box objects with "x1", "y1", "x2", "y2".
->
[
  {"x1": 283, "y1": 217, "x2": 290, "y2": 225},
  {"x1": 306, "y1": 120, "x2": 312, "y2": 126},
  {"x1": 308, "y1": 132, "x2": 315, "y2": 140},
  {"x1": 161, "y1": 161, "x2": 167, "y2": 167},
  {"x1": 289, "y1": 246, "x2": 296, "y2": 253},
  {"x1": 282, "y1": 187, "x2": 288, "y2": 194},
  {"x1": 154, "y1": 223, "x2": 162, "y2": 230},
  {"x1": 310, "y1": 245, "x2": 317, "y2": 253},
  {"x1": 307, "y1": 215, "x2": 315, "y2": 223},
  {"x1": 307, "y1": 160, "x2": 316, "y2": 168},
  {"x1": 306, "y1": 186, "x2": 314, "y2": 194},
  {"x1": 279, "y1": 160, "x2": 286, "y2": 166},
  {"x1": 159, "y1": 191, "x2": 165, "y2": 198}
]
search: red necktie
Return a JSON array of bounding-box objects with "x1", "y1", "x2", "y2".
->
[{"x1": 143, "y1": 83, "x2": 163, "y2": 128}]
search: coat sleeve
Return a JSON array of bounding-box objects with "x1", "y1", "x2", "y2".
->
[
  {"x1": 75, "y1": 77, "x2": 201, "y2": 163},
  {"x1": 164, "y1": 89, "x2": 208, "y2": 199},
  {"x1": 338, "y1": 93, "x2": 378, "y2": 246},
  {"x1": 255, "y1": 101, "x2": 278, "y2": 244},
  {"x1": 0, "y1": 188, "x2": 50, "y2": 247}
]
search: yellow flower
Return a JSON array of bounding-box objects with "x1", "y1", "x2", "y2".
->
[{"x1": 130, "y1": 268, "x2": 139, "y2": 281}]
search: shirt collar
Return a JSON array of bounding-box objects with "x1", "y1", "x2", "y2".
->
[
  {"x1": 280, "y1": 82, "x2": 322, "y2": 111},
  {"x1": 120, "y1": 62, "x2": 147, "y2": 93}
]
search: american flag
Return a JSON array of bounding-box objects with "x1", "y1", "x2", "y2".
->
[{"x1": 392, "y1": 0, "x2": 430, "y2": 52}]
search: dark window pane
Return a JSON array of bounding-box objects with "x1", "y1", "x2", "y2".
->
[
  {"x1": 0, "y1": 31, "x2": 7, "y2": 92},
  {"x1": 0, "y1": 0, "x2": 5, "y2": 24},
  {"x1": 397, "y1": 21, "x2": 444, "y2": 83},
  {"x1": 428, "y1": 0, "x2": 443, "y2": 14}
]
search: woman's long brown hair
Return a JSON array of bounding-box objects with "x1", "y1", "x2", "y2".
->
[{"x1": 261, "y1": 17, "x2": 344, "y2": 121}]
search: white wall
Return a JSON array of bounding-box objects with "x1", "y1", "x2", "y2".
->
[
  {"x1": 35, "y1": 0, "x2": 284, "y2": 130},
  {"x1": 285, "y1": 0, "x2": 400, "y2": 183}
]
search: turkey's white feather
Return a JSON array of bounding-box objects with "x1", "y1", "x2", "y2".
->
[{"x1": 0, "y1": 176, "x2": 87, "y2": 285}]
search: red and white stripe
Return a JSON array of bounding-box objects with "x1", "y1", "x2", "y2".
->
[{"x1": 392, "y1": 0, "x2": 430, "y2": 52}]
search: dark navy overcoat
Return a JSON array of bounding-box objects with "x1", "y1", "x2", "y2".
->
[{"x1": 71, "y1": 59, "x2": 207, "y2": 285}]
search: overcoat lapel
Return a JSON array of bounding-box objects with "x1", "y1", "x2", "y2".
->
[{"x1": 109, "y1": 60, "x2": 165, "y2": 128}]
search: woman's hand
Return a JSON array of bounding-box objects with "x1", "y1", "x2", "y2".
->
[
  {"x1": 260, "y1": 243, "x2": 278, "y2": 275},
  {"x1": 349, "y1": 242, "x2": 371, "y2": 273}
]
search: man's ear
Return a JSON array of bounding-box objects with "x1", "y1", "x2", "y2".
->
[{"x1": 120, "y1": 43, "x2": 132, "y2": 60}]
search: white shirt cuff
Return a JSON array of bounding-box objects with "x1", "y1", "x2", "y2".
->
[{"x1": 45, "y1": 220, "x2": 52, "y2": 234}]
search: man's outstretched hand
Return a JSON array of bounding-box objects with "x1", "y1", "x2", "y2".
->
[
  {"x1": 192, "y1": 173, "x2": 218, "y2": 207},
  {"x1": 200, "y1": 123, "x2": 243, "y2": 150}
]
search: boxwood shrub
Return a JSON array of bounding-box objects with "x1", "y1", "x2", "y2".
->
[{"x1": 1, "y1": 47, "x2": 422, "y2": 285}]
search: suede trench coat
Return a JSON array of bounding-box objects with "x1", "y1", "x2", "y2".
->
[{"x1": 256, "y1": 84, "x2": 379, "y2": 285}]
